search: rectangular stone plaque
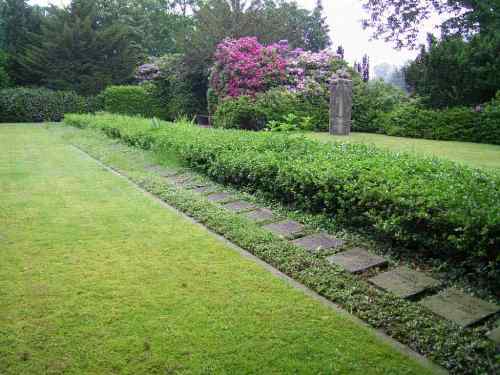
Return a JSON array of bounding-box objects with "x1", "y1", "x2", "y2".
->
[
  {"x1": 326, "y1": 248, "x2": 387, "y2": 274},
  {"x1": 488, "y1": 327, "x2": 500, "y2": 346},
  {"x1": 292, "y1": 233, "x2": 344, "y2": 253},
  {"x1": 243, "y1": 208, "x2": 275, "y2": 223},
  {"x1": 223, "y1": 201, "x2": 256, "y2": 213},
  {"x1": 166, "y1": 175, "x2": 192, "y2": 186},
  {"x1": 192, "y1": 186, "x2": 216, "y2": 194},
  {"x1": 488, "y1": 326, "x2": 500, "y2": 345},
  {"x1": 369, "y1": 267, "x2": 440, "y2": 299},
  {"x1": 207, "y1": 192, "x2": 236, "y2": 203},
  {"x1": 420, "y1": 288, "x2": 500, "y2": 327},
  {"x1": 263, "y1": 220, "x2": 305, "y2": 239},
  {"x1": 146, "y1": 165, "x2": 177, "y2": 177}
]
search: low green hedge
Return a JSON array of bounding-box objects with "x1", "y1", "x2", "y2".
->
[
  {"x1": 101, "y1": 85, "x2": 164, "y2": 118},
  {"x1": 0, "y1": 88, "x2": 95, "y2": 123},
  {"x1": 65, "y1": 113, "x2": 500, "y2": 269},
  {"x1": 375, "y1": 93, "x2": 500, "y2": 145}
]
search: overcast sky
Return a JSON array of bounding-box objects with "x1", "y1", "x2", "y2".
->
[{"x1": 30, "y1": 0, "x2": 440, "y2": 68}]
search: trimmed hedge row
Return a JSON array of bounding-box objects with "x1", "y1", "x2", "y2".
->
[
  {"x1": 0, "y1": 88, "x2": 99, "y2": 123},
  {"x1": 65, "y1": 113, "x2": 500, "y2": 268},
  {"x1": 101, "y1": 85, "x2": 163, "y2": 119},
  {"x1": 376, "y1": 95, "x2": 500, "y2": 145}
]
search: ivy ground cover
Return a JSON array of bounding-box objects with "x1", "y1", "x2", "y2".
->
[{"x1": 0, "y1": 124, "x2": 437, "y2": 374}]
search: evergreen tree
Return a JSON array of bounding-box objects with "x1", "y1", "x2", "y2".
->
[
  {"x1": 0, "y1": 0, "x2": 44, "y2": 85},
  {"x1": 21, "y1": 0, "x2": 140, "y2": 95},
  {"x1": 305, "y1": 0, "x2": 331, "y2": 52}
]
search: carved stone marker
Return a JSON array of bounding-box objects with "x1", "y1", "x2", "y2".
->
[
  {"x1": 369, "y1": 267, "x2": 440, "y2": 299},
  {"x1": 244, "y1": 208, "x2": 275, "y2": 224},
  {"x1": 292, "y1": 233, "x2": 344, "y2": 253},
  {"x1": 327, "y1": 248, "x2": 387, "y2": 273},
  {"x1": 420, "y1": 288, "x2": 500, "y2": 327},
  {"x1": 329, "y1": 70, "x2": 353, "y2": 136},
  {"x1": 263, "y1": 220, "x2": 305, "y2": 239}
]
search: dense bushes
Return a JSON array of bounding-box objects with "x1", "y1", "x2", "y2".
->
[
  {"x1": 376, "y1": 94, "x2": 500, "y2": 145},
  {"x1": 136, "y1": 54, "x2": 208, "y2": 120},
  {"x1": 0, "y1": 51, "x2": 10, "y2": 89},
  {"x1": 101, "y1": 85, "x2": 163, "y2": 118},
  {"x1": 352, "y1": 79, "x2": 407, "y2": 132},
  {"x1": 65, "y1": 113, "x2": 500, "y2": 268},
  {"x1": 0, "y1": 88, "x2": 96, "y2": 123}
]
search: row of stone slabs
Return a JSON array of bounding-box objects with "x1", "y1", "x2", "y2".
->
[{"x1": 149, "y1": 166, "x2": 500, "y2": 342}]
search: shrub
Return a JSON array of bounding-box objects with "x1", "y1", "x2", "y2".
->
[
  {"x1": 212, "y1": 96, "x2": 266, "y2": 130},
  {"x1": 66, "y1": 113, "x2": 500, "y2": 267},
  {"x1": 378, "y1": 95, "x2": 500, "y2": 145},
  {"x1": 136, "y1": 54, "x2": 208, "y2": 119},
  {"x1": 0, "y1": 50, "x2": 10, "y2": 89},
  {"x1": 213, "y1": 89, "x2": 329, "y2": 131},
  {"x1": 352, "y1": 79, "x2": 407, "y2": 133},
  {"x1": 0, "y1": 88, "x2": 92, "y2": 123},
  {"x1": 101, "y1": 85, "x2": 162, "y2": 118}
]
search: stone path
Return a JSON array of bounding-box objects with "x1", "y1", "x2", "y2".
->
[{"x1": 153, "y1": 164, "x2": 500, "y2": 342}]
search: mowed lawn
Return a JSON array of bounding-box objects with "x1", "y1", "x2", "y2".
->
[
  {"x1": 306, "y1": 132, "x2": 500, "y2": 170},
  {"x1": 0, "y1": 125, "x2": 436, "y2": 375}
]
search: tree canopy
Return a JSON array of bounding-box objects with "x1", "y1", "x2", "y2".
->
[{"x1": 362, "y1": 0, "x2": 500, "y2": 48}]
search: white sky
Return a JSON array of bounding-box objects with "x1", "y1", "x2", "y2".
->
[{"x1": 30, "y1": 0, "x2": 441, "y2": 68}]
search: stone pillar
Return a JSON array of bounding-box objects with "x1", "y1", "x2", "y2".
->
[{"x1": 329, "y1": 70, "x2": 353, "y2": 135}]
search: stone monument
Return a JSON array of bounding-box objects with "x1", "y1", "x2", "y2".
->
[{"x1": 329, "y1": 69, "x2": 353, "y2": 135}]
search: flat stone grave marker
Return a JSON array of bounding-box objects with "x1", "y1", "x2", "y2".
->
[
  {"x1": 369, "y1": 267, "x2": 440, "y2": 299},
  {"x1": 207, "y1": 192, "x2": 236, "y2": 203},
  {"x1": 263, "y1": 220, "x2": 305, "y2": 239},
  {"x1": 192, "y1": 186, "x2": 217, "y2": 194},
  {"x1": 223, "y1": 201, "x2": 256, "y2": 213},
  {"x1": 243, "y1": 208, "x2": 275, "y2": 223},
  {"x1": 327, "y1": 247, "x2": 387, "y2": 274},
  {"x1": 488, "y1": 326, "x2": 500, "y2": 345},
  {"x1": 420, "y1": 288, "x2": 500, "y2": 327},
  {"x1": 146, "y1": 165, "x2": 177, "y2": 177},
  {"x1": 292, "y1": 233, "x2": 344, "y2": 253},
  {"x1": 166, "y1": 175, "x2": 192, "y2": 186}
]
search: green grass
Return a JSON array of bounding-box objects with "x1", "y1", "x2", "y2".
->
[
  {"x1": 306, "y1": 132, "x2": 500, "y2": 170},
  {"x1": 0, "y1": 124, "x2": 437, "y2": 374}
]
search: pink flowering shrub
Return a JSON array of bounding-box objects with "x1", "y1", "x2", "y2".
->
[
  {"x1": 209, "y1": 37, "x2": 289, "y2": 98},
  {"x1": 210, "y1": 37, "x2": 341, "y2": 101}
]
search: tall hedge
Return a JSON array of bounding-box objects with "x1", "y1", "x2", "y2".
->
[
  {"x1": 65, "y1": 113, "x2": 500, "y2": 270},
  {"x1": 101, "y1": 85, "x2": 163, "y2": 118},
  {"x1": 377, "y1": 95, "x2": 500, "y2": 145},
  {"x1": 0, "y1": 88, "x2": 94, "y2": 123}
]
